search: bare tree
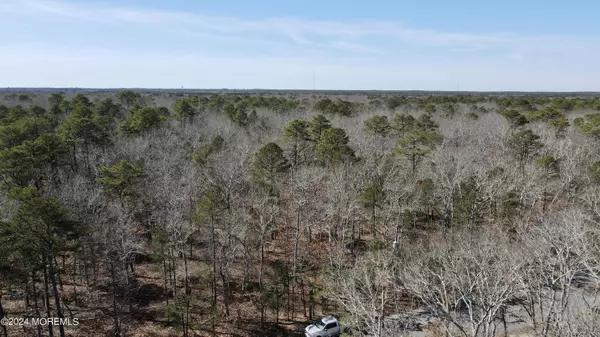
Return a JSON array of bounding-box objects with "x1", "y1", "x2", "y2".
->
[
  {"x1": 399, "y1": 227, "x2": 524, "y2": 337},
  {"x1": 327, "y1": 249, "x2": 397, "y2": 337}
]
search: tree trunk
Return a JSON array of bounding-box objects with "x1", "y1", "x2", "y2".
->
[
  {"x1": 300, "y1": 278, "x2": 306, "y2": 318},
  {"x1": 183, "y1": 246, "x2": 190, "y2": 295},
  {"x1": 43, "y1": 265, "x2": 55, "y2": 337},
  {"x1": 48, "y1": 250, "x2": 66, "y2": 337},
  {"x1": 0, "y1": 293, "x2": 7, "y2": 337},
  {"x1": 124, "y1": 259, "x2": 132, "y2": 315},
  {"x1": 259, "y1": 238, "x2": 265, "y2": 328},
  {"x1": 162, "y1": 248, "x2": 169, "y2": 309},
  {"x1": 82, "y1": 245, "x2": 90, "y2": 288},
  {"x1": 372, "y1": 204, "x2": 377, "y2": 238},
  {"x1": 170, "y1": 248, "x2": 177, "y2": 300},
  {"x1": 184, "y1": 298, "x2": 190, "y2": 337},
  {"x1": 71, "y1": 143, "x2": 78, "y2": 172},
  {"x1": 210, "y1": 213, "x2": 217, "y2": 337},
  {"x1": 24, "y1": 277, "x2": 30, "y2": 309},
  {"x1": 32, "y1": 272, "x2": 43, "y2": 337},
  {"x1": 219, "y1": 262, "x2": 230, "y2": 317},
  {"x1": 72, "y1": 255, "x2": 78, "y2": 304},
  {"x1": 109, "y1": 262, "x2": 121, "y2": 337}
]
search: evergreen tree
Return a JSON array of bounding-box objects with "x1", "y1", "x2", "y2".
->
[
  {"x1": 193, "y1": 135, "x2": 225, "y2": 165},
  {"x1": 0, "y1": 133, "x2": 69, "y2": 188},
  {"x1": 6, "y1": 188, "x2": 82, "y2": 337},
  {"x1": 59, "y1": 102, "x2": 111, "y2": 171},
  {"x1": 308, "y1": 114, "x2": 332, "y2": 142},
  {"x1": 315, "y1": 127, "x2": 356, "y2": 166},
  {"x1": 116, "y1": 90, "x2": 142, "y2": 108},
  {"x1": 396, "y1": 130, "x2": 442, "y2": 174},
  {"x1": 391, "y1": 114, "x2": 417, "y2": 136},
  {"x1": 173, "y1": 98, "x2": 197, "y2": 123},
  {"x1": 97, "y1": 160, "x2": 143, "y2": 206},
  {"x1": 253, "y1": 142, "x2": 290, "y2": 194},
  {"x1": 118, "y1": 106, "x2": 167, "y2": 135},
  {"x1": 507, "y1": 129, "x2": 543, "y2": 175},
  {"x1": 360, "y1": 180, "x2": 385, "y2": 237},
  {"x1": 283, "y1": 120, "x2": 310, "y2": 167},
  {"x1": 363, "y1": 115, "x2": 390, "y2": 137},
  {"x1": 501, "y1": 109, "x2": 529, "y2": 127}
]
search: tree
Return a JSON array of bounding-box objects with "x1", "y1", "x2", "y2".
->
[
  {"x1": 590, "y1": 161, "x2": 600, "y2": 184},
  {"x1": 416, "y1": 113, "x2": 438, "y2": 131},
  {"x1": 283, "y1": 120, "x2": 310, "y2": 167},
  {"x1": 507, "y1": 129, "x2": 543, "y2": 175},
  {"x1": 314, "y1": 98, "x2": 354, "y2": 116},
  {"x1": 116, "y1": 90, "x2": 142, "y2": 108},
  {"x1": 537, "y1": 156, "x2": 559, "y2": 212},
  {"x1": 526, "y1": 107, "x2": 569, "y2": 133},
  {"x1": 308, "y1": 114, "x2": 332, "y2": 142},
  {"x1": 59, "y1": 103, "x2": 111, "y2": 171},
  {"x1": 4, "y1": 106, "x2": 29, "y2": 123},
  {"x1": 391, "y1": 113, "x2": 437, "y2": 136},
  {"x1": 328, "y1": 250, "x2": 397, "y2": 337},
  {"x1": 18, "y1": 94, "x2": 32, "y2": 103},
  {"x1": 29, "y1": 106, "x2": 47, "y2": 118},
  {"x1": 48, "y1": 93, "x2": 65, "y2": 108},
  {"x1": 97, "y1": 160, "x2": 143, "y2": 207},
  {"x1": 424, "y1": 104, "x2": 436, "y2": 114},
  {"x1": 248, "y1": 194, "x2": 279, "y2": 327},
  {"x1": 363, "y1": 115, "x2": 390, "y2": 137},
  {"x1": 195, "y1": 188, "x2": 227, "y2": 334},
  {"x1": 396, "y1": 130, "x2": 442, "y2": 174},
  {"x1": 500, "y1": 109, "x2": 529, "y2": 127},
  {"x1": 95, "y1": 98, "x2": 122, "y2": 121},
  {"x1": 173, "y1": 98, "x2": 197, "y2": 123},
  {"x1": 223, "y1": 102, "x2": 250, "y2": 126},
  {"x1": 118, "y1": 106, "x2": 167, "y2": 135},
  {"x1": 0, "y1": 116, "x2": 53, "y2": 149},
  {"x1": 70, "y1": 93, "x2": 93, "y2": 109},
  {"x1": 453, "y1": 176, "x2": 484, "y2": 226},
  {"x1": 192, "y1": 135, "x2": 224, "y2": 165},
  {"x1": 6, "y1": 189, "x2": 83, "y2": 337},
  {"x1": 253, "y1": 142, "x2": 290, "y2": 194},
  {"x1": 360, "y1": 180, "x2": 385, "y2": 237},
  {"x1": 313, "y1": 98, "x2": 334, "y2": 114},
  {"x1": 574, "y1": 113, "x2": 600, "y2": 139},
  {"x1": 315, "y1": 128, "x2": 356, "y2": 166},
  {"x1": 0, "y1": 133, "x2": 69, "y2": 189},
  {"x1": 399, "y1": 228, "x2": 524, "y2": 337},
  {"x1": 391, "y1": 114, "x2": 416, "y2": 136},
  {"x1": 0, "y1": 218, "x2": 28, "y2": 337}
]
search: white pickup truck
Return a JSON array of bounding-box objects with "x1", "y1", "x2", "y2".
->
[{"x1": 304, "y1": 316, "x2": 341, "y2": 337}]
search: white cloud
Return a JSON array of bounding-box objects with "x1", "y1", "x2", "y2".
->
[
  {"x1": 5, "y1": 0, "x2": 599, "y2": 57},
  {"x1": 0, "y1": 0, "x2": 599, "y2": 90}
]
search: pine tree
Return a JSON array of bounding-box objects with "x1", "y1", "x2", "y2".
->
[
  {"x1": 283, "y1": 120, "x2": 310, "y2": 167},
  {"x1": 315, "y1": 128, "x2": 356, "y2": 166},
  {"x1": 253, "y1": 142, "x2": 290, "y2": 194},
  {"x1": 363, "y1": 115, "x2": 390, "y2": 137},
  {"x1": 395, "y1": 130, "x2": 442, "y2": 173},
  {"x1": 97, "y1": 160, "x2": 143, "y2": 207},
  {"x1": 507, "y1": 129, "x2": 543, "y2": 175},
  {"x1": 308, "y1": 114, "x2": 332, "y2": 142}
]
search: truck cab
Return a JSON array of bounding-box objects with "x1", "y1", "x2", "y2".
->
[{"x1": 304, "y1": 315, "x2": 341, "y2": 337}]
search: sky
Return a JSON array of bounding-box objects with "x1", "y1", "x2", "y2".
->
[{"x1": 0, "y1": 0, "x2": 599, "y2": 91}]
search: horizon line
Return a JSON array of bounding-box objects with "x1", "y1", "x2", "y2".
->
[{"x1": 2, "y1": 87, "x2": 600, "y2": 95}]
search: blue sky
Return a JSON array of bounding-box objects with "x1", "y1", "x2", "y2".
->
[{"x1": 0, "y1": 0, "x2": 599, "y2": 91}]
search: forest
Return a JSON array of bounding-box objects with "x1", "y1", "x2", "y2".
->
[{"x1": 1, "y1": 90, "x2": 600, "y2": 336}]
